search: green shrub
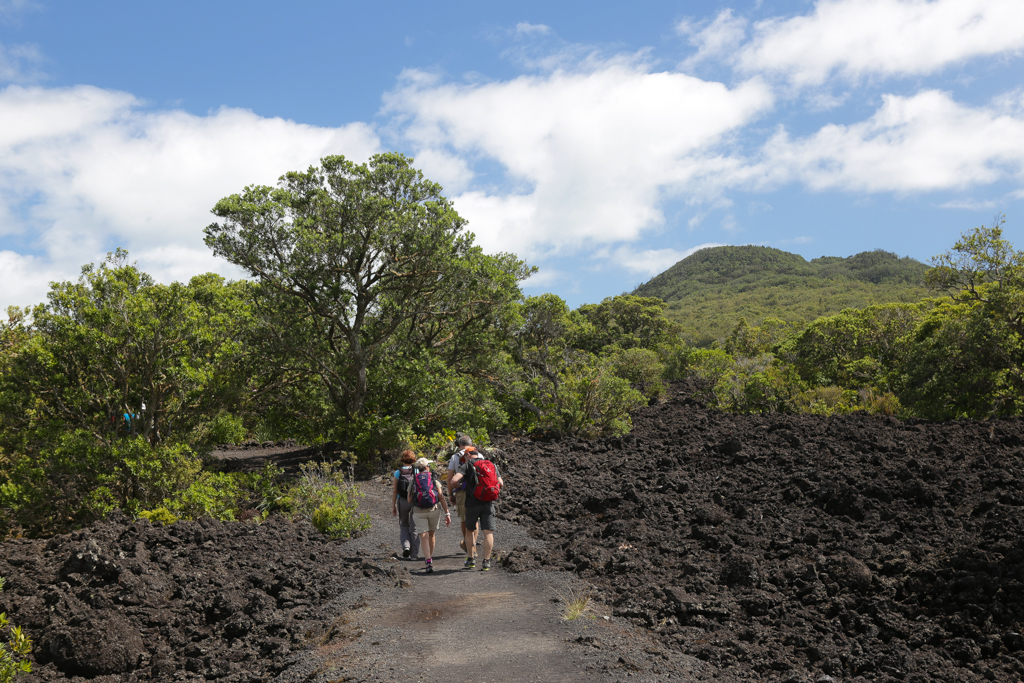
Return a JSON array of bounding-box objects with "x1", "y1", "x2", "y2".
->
[
  {"x1": 137, "y1": 507, "x2": 180, "y2": 525},
  {"x1": 858, "y1": 387, "x2": 903, "y2": 416},
  {"x1": 552, "y1": 364, "x2": 646, "y2": 439},
  {"x1": 0, "y1": 576, "x2": 32, "y2": 682},
  {"x1": 286, "y1": 462, "x2": 369, "y2": 538},
  {"x1": 311, "y1": 501, "x2": 369, "y2": 540},
  {"x1": 163, "y1": 471, "x2": 243, "y2": 521},
  {"x1": 241, "y1": 463, "x2": 286, "y2": 514},
  {"x1": 686, "y1": 349, "x2": 735, "y2": 404},
  {"x1": 0, "y1": 434, "x2": 201, "y2": 537},
  {"x1": 712, "y1": 355, "x2": 803, "y2": 414},
  {"x1": 794, "y1": 386, "x2": 860, "y2": 416},
  {"x1": 191, "y1": 412, "x2": 247, "y2": 451},
  {"x1": 608, "y1": 347, "x2": 667, "y2": 402}
]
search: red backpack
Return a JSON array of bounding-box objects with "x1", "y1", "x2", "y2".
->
[{"x1": 470, "y1": 459, "x2": 501, "y2": 502}]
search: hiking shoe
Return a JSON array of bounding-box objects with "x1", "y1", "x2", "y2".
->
[
  {"x1": 464, "y1": 557, "x2": 475, "y2": 569},
  {"x1": 480, "y1": 559, "x2": 491, "y2": 571},
  {"x1": 460, "y1": 540, "x2": 467, "y2": 552},
  {"x1": 425, "y1": 559, "x2": 434, "y2": 573},
  {"x1": 403, "y1": 548, "x2": 411, "y2": 558}
]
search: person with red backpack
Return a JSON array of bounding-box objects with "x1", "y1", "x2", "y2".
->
[
  {"x1": 391, "y1": 450, "x2": 420, "y2": 560},
  {"x1": 407, "y1": 457, "x2": 451, "y2": 573},
  {"x1": 448, "y1": 450, "x2": 503, "y2": 571}
]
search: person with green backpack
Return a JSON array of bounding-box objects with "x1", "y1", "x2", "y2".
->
[
  {"x1": 391, "y1": 450, "x2": 420, "y2": 560},
  {"x1": 408, "y1": 457, "x2": 451, "y2": 573}
]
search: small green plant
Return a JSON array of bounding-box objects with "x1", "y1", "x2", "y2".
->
[
  {"x1": 137, "y1": 507, "x2": 180, "y2": 525},
  {"x1": 0, "y1": 576, "x2": 32, "y2": 682},
  {"x1": 793, "y1": 386, "x2": 860, "y2": 416},
  {"x1": 164, "y1": 471, "x2": 243, "y2": 521},
  {"x1": 311, "y1": 502, "x2": 368, "y2": 540},
  {"x1": 287, "y1": 461, "x2": 369, "y2": 539},
  {"x1": 556, "y1": 582, "x2": 594, "y2": 621}
]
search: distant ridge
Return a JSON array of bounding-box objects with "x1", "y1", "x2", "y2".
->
[{"x1": 633, "y1": 245, "x2": 931, "y2": 346}]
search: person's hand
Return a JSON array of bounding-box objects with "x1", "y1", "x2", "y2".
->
[
  {"x1": 445, "y1": 512, "x2": 451, "y2": 527},
  {"x1": 391, "y1": 506, "x2": 397, "y2": 517}
]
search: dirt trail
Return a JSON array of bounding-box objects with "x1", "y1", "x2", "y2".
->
[{"x1": 288, "y1": 481, "x2": 702, "y2": 683}]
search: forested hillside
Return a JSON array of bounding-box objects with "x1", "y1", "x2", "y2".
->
[{"x1": 634, "y1": 246, "x2": 931, "y2": 345}]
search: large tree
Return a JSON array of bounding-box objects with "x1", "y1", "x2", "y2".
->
[{"x1": 204, "y1": 153, "x2": 532, "y2": 427}]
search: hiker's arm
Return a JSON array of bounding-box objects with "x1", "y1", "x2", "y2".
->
[
  {"x1": 391, "y1": 478, "x2": 399, "y2": 516},
  {"x1": 438, "y1": 483, "x2": 450, "y2": 514},
  {"x1": 450, "y1": 472, "x2": 463, "y2": 487}
]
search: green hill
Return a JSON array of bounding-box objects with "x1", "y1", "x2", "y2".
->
[{"x1": 633, "y1": 246, "x2": 932, "y2": 346}]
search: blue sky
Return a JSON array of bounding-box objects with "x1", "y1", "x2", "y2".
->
[{"x1": 1, "y1": 0, "x2": 1023, "y2": 310}]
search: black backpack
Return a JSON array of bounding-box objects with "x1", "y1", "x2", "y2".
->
[{"x1": 397, "y1": 467, "x2": 414, "y2": 497}]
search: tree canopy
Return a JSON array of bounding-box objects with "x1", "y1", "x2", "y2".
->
[{"x1": 204, "y1": 153, "x2": 533, "y2": 441}]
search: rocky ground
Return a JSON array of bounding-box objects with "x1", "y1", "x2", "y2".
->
[
  {"x1": 495, "y1": 390, "x2": 1024, "y2": 682},
  {"x1": 2, "y1": 386, "x2": 1023, "y2": 682}
]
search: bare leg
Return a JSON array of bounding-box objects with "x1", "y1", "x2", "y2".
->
[
  {"x1": 425, "y1": 530, "x2": 436, "y2": 560},
  {"x1": 462, "y1": 525, "x2": 476, "y2": 559},
  {"x1": 419, "y1": 532, "x2": 431, "y2": 560},
  {"x1": 480, "y1": 530, "x2": 494, "y2": 560}
]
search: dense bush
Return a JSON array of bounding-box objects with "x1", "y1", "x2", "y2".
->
[
  {"x1": 148, "y1": 463, "x2": 284, "y2": 523},
  {"x1": 285, "y1": 462, "x2": 369, "y2": 539},
  {"x1": 607, "y1": 347, "x2": 667, "y2": 403},
  {"x1": 0, "y1": 435, "x2": 201, "y2": 537},
  {"x1": 0, "y1": 576, "x2": 31, "y2": 682}
]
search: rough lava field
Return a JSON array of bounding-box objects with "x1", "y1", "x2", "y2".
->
[
  {"x1": 2, "y1": 385, "x2": 1024, "y2": 682},
  {"x1": 497, "y1": 388, "x2": 1024, "y2": 682}
]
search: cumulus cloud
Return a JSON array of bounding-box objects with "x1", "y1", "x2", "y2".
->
[
  {"x1": 0, "y1": 84, "x2": 380, "y2": 309},
  {"x1": 738, "y1": 0, "x2": 1024, "y2": 86},
  {"x1": 383, "y1": 61, "x2": 774, "y2": 259},
  {"x1": 759, "y1": 89, "x2": 1024, "y2": 192}
]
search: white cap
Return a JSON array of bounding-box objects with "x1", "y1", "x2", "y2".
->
[{"x1": 415, "y1": 457, "x2": 433, "y2": 468}]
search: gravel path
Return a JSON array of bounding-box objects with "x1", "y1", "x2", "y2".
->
[{"x1": 276, "y1": 477, "x2": 703, "y2": 683}]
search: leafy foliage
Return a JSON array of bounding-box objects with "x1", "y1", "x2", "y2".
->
[
  {"x1": 0, "y1": 576, "x2": 32, "y2": 682},
  {"x1": 286, "y1": 462, "x2": 369, "y2": 539},
  {"x1": 204, "y1": 153, "x2": 532, "y2": 453}
]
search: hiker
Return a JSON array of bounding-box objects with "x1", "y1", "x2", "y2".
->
[
  {"x1": 408, "y1": 457, "x2": 450, "y2": 573},
  {"x1": 391, "y1": 450, "x2": 420, "y2": 560},
  {"x1": 447, "y1": 435, "x2": 478, "y2": 554},
  {"x1": 448, "y1": 449, "x2": 503, "y2": 571}
]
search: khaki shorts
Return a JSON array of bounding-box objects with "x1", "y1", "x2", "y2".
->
[
  {"x1": 455, "y1": 490, "x2": 467, "y2": 521},
  {"x1": 412, "y1": 505, "x2": 442, "y2": 532}
]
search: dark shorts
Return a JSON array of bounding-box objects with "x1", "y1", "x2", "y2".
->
[{"x1": 463, "y1": 503, "x2": 496, "y2": 531}]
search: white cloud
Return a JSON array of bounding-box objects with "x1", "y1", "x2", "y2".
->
[
  {"x1": 738, "y1": 0, "x2": 1024, "y2": 86},
  {"x1": 939, "y1": 198, "x2": 998, "y2": 210},
  {"x1": 515, "y1": 22, "x2": 551, "y2": 37},
  {"x1": 0, "y1": 0, "x2": 39, "y2": 23},
  {"x1": 383, "y1": 61, "x2": 774, "y2": 259},
  {"x1": 0, "y1": 250, "x2": 63, "y2": 310},
  {"x1": 0, "y1": 84, "x2": 380, "y2": 310},
  {"x1": 0, "y1": 41, "x2": 44, "y2": 82},
  {"x1": 759, "y1": 89, "x2": 1024, "y2": 192},
  {"x1": 610, "y1": 243, "x2": 725, "y2": 275},
  {"x1": 678, "y1": 10, "x2": 748, "y2": 70}
]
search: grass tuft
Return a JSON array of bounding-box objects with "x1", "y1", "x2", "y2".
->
[{"x1": 556, "y1": 583, "x2": 594, "y2": 621}]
